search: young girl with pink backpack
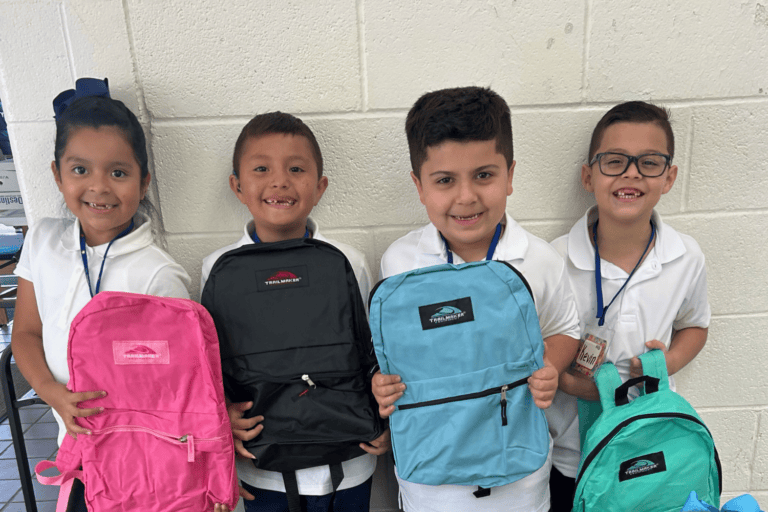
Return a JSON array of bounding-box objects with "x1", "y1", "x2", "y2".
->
[{"x1": 10, "y1": 79, "x2": 232, "y2": 511}]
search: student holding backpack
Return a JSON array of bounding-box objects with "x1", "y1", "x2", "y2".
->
[
  {"x1": 10, "y1": 79, "x2": 194, "y2": 510},
  {"x1": 372, "y1": 86, "x2": 580, "y2": 512},
  {"x1": 200, "y1": 112, "x2": 389, "y2": 512},
  {"x1": 547, "y1": 101, "x2": 711, "y2": 511}
]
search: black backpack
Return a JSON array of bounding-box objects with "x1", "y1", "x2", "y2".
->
[{"x1": 200, "y1": 238, "x2": 384, "y2": 508}]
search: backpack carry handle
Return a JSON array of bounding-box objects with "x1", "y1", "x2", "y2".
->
[
  {"x1": 595, "y1": 349, "x2": 669, "y2": 410},
  {"x1": 614, "y1": 375, "x2": 660, "y2": 405}
]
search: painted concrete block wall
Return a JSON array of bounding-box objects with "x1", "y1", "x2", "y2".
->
[{"x1": 1, "y1": 0, "x2": 767, "y2": 506}]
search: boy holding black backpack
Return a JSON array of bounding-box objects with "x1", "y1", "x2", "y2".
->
[
  {"x1": 200, "y1": 112, "x2": 389, "y2": 512},
  {"x1": 372, "y1": 86, "x2": 580, "y2": 512}
]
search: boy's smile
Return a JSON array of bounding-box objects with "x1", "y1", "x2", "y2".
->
[
  {"x1": 231, "y1": 133, "x2": 328, "y2": 242},
  {"x1": 53, "y1": 126, "x2": 148, "y2": 247},
  {"x1": 412, "y1": 139, "x2": 514, "y2": 262},
  {"x1": 582, "y1": 122, "x2": 677, "y2": 228}
]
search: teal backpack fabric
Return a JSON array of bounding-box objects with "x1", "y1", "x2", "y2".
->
[
  {"x1": 573, "y1": 350, "x2": 722, "y2": 512},
  {"x1": 369, "y1": 260, "x2": 549, "y2": 490}
]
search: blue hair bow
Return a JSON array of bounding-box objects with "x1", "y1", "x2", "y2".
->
[
  {"x1": 682, "y1": 491, "x2": 764, "y2": 512},
  {"x1": 53, "y1": 77, "x2": 110, "y2": 120}
]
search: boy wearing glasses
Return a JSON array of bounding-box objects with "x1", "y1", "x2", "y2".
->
[{"x1": 546, "y1": 101, "x2": 710, "y2": 511}]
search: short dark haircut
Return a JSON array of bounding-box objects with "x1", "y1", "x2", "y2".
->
[
  {"x1": 588, "y1": 101, "x2": 675, "y2": 161},
  {"x1": 405, "y1": 86, "x2": 513, "y2": 178},
  {"x1": 232, "y1": 112, "x2": 323, "y2": 177},
  {"x1": 54, "y1": 95, "x2": 149, "y2": 180}
]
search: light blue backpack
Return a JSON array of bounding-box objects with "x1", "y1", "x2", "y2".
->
[{"x1": 369, "y1": 260, "x2": 549, "y2": 493}]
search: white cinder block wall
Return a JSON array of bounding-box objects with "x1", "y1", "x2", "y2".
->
[{"x1": 1, "y1": 0, "x2": 767, "y2": 508}]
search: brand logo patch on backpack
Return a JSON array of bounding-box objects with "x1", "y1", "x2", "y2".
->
[
  {"x1": 256, "y1": 265, "x2": 309, "y2": 291},
  {"x1": 113, "y1": 341, "x2": 170, "y2": 365},
  {"x1": 418, "y1": 297, "x2": 475, "y2": 330},
  {"x1": 619, "y1": 451, "x2": 667, "y2": 481}
]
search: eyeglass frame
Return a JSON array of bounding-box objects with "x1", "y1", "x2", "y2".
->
[{"x1": 588, "y1": 152, "x2": 672, "y2": 178}]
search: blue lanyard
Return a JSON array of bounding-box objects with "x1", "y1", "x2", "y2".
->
[
  {"x1": 440, "y1": 223, "x2": 502, "y2": 264},
  {"x1": 593, "y1": 220, "x2": 655, "y2": 326},
  {"x1": 79, "y1": 219, "x2": 135, "y2": 298},
  {"x1": 251, "y1": 227, "x2": 310, "y2": 243}
]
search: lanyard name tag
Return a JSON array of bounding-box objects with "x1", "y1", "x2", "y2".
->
[{"x1": 570, "y1": 323, "x2": 613, "y2": 378}]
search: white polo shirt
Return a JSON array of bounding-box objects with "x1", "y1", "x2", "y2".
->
[
  {"x1": 548, "y1": 207, "x2": 711, "y2": 478},
  {"x1": 15, "y1": 215, "x2": 191, "y2": 444},
  {"x1": 200, "y1": 217, "x2": 376, "y2": 496},
  {"x1": 380, "y1": 213, "x2": 580, "y2": 512}
]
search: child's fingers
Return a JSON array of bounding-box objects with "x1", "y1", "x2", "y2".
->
[
  {"x1": 72, "y1": 405, "x2": 105, "y2": 418},
  {"x1": 532, "y1": 394, "x2": 554, "y2": 409},
  {"x1": 373, "y1": 388, "x2": 404, "y2": 407},
  {"x1": 213, "y1": 504, "x2": 229, "y2": 512},
  {"x1": 234, "y1": 423, "x2": 264, "y2": 442},
  {"x1": 227, "y1": 401, "x2": 253, "y2": 421},
  {"x1": 239, "y1": 484, "x2": 255, "y2": 501},
  {"x1": 232, "y1": 414, "x2": 263, "y2": 431},
  {"x1": 372, "y1": 372, "x2": 402, "y2": 387},
  {"x1": 378, "y1": 403, "x2": 396, "y2": 419},
  {"x1": 645, "y1": 339, "x2": 666, "y2": 352},
  {"x1": 372, "y1": 372, "x2": 406, "y2": 401},
  {"x1": 72, "y1": 390, "x2": 107, "y2": 405},
  {"x1": 234, "y1": 439, "x2": 256, "y2": 459},
  {"x1": 629, "y1": 357, "x2": 642, "y2": 378},
  {"x1": 64, "y1": 418, "x2": 92, "y2": 438},
  {"x1": 359, "y1": 441, "x2": 388, "y2": 455},
  {"x1": 360, "y1": 429, "x2": 391, "y2": 455}
]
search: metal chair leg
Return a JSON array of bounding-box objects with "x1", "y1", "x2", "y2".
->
[{"x1": 2, "y1": 344, "x2": 43, "y2": 512}]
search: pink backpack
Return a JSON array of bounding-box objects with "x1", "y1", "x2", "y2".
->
[{"x1": 36, "y1": 292, "x2": 239, "y2": 511}]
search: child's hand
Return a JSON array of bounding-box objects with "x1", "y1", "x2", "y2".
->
[
  {"x1": 360, "y1": 429, "x2": 391, "y2": 455},
  {"x1": 528, "y1": 363, "x2": 558, "y2": 409},
  {"x1": 38, "y1": 380, "x2": 105, "y2": 438},
  {"x1": 227, "y1": 401, "x2": 264, "y2": 459},
  {"x1": 559, "y1": 370, "x2": 600, "y2": 401},
  {"x1": 630, "y1": 340, "x2": 667, "y2": 380},
  {"x1": 371, "y1": 371, "x2": 405, "y2": 418},
  {"x1": 213, "y1": 482, "x2": 257, "y2": 512}
]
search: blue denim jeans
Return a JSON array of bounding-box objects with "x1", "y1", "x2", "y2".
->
[{"x1": 240, "y1": 477, "x2": 372, "y2": 512}]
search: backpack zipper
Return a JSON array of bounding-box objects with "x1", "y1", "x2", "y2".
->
[
  {"x1": 396, "y1": 376, "x2": 528, "y2": 426},
  {"x1": 574, "y1": 412, "x2": 723, "y2": 491},
  {"x1": 90, "y1": 425, "x2": 228, "y2": 463}
]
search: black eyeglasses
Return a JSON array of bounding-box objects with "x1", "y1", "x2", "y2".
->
[{"x1": 589, "y1": 152, "x2": 671, "y2": 177}]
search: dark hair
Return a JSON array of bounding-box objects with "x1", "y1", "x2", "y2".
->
[
  {"x1": 588, "y1": 101, "x2": 675, "y2": 161},
  {"x1": 53, "y1": 95, "x2": 149, "y2": 180},
  {"x1": 232, "y1": 112, "x2": 323, "y2": 177},
  {"x1": 405, "y1": 86, "x2": 513, "y2": 178}
]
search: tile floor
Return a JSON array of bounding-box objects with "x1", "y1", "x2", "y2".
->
[{"x1": 1, "y1": 327, "x2": 59, "y2": 512}]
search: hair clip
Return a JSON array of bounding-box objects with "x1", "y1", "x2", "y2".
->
[{"x1": 53, "y1": 78, "x2": 110, "y2": 120}]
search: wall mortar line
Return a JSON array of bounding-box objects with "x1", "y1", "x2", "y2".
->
[
  {"x1": 581, "y1": 0, "x2": 592, "y2": 103},
  {"x1": 59, "y1": 2, "x2": 77, "y2": 82},
  {"x1": 356, "y1": 0, "x2": 369, "y2": 112},
  {"x1": 680, "y1": 112, "x2": 695, "y2": 212}
]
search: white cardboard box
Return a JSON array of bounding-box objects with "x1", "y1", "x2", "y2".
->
[{"x1": 0, "y1": 160, "x2": 19, "y2": 193}]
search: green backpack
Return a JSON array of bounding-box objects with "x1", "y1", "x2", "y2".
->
[{"x1": 572, "y1": 350, "x2": 722, "y2": 512}]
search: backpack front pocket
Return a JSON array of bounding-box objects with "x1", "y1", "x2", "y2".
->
[{"x1": 390, "y1": 361, "x2": 549, "y2": 488}]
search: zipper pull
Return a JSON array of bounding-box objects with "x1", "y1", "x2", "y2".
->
[
  {"x1": 302, "y1": 374, "x2": 316, "y2": 388},
  {"x1": 500, "y1": 385, "x2": 508, "y2": 426},
  {"x1": 179, "y1": 434, "x2": 195, "y2": 462}
]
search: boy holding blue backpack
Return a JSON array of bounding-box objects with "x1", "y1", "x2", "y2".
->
[
  {"x1": 372, "y1": 86, "x2": 580, "y2": 512},
  {"x1": 547, "y1": 101, "x2": 711, "y2": 511}
]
